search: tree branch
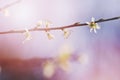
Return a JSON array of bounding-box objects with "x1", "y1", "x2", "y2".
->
[{"x1": 0, "y1": 16, "x2": 120, "y2": 34}]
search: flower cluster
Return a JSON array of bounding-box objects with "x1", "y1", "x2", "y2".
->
[
  {"x1": 22, "y1": 17, "x2": 101, "y2": 43},
  {"x1": 22, "y1": 20, "x2": 71, "y2": 43},
  {"x1": 86, "y1": 17, "x2": 100, "y2": 33}
]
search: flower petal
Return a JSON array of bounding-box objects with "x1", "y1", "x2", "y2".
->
[
  {"x1": 93, "y1": 29, "x2": 97, "y2": 33},
  {"x1": 96, "y1": 25, "x2": 101, "y2": 29},
  {"x1": 86, "y1": 22, "x2": 90, "y2": 25},
  {"x1": 90, "y1": 28, "x2": 93, "y2": 32},
  {"x1": 91, "y1": 17, "x2": 95, "y2": 22}
]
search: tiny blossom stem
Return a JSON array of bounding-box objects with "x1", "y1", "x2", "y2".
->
[{"x1": 0, "y1": 16, "x2": 120, "y2": 34}]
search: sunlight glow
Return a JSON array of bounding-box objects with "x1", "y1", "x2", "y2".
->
[{"x1": 11, "y1": 3, "x2": 35, "y2": 22}]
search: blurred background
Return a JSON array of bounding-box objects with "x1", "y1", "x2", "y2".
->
[{"x1": 0, "y1": 0, "x2": 120, "y2": 80}]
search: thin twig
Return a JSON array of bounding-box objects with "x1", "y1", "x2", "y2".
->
[
  {"x1": 0, "y1": 0, "x2": 21, "y2": 11},
  {"x1": 0, "y1": 16, "x2": 120, "y2": 34}
]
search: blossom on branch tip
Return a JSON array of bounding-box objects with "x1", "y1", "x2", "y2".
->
[
  {"x1": 22, "y1": 28, "x2": 32, "y2": 43},
  {"x1": 86, "y1": 17, "x2": 100, "y2": 33}
]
